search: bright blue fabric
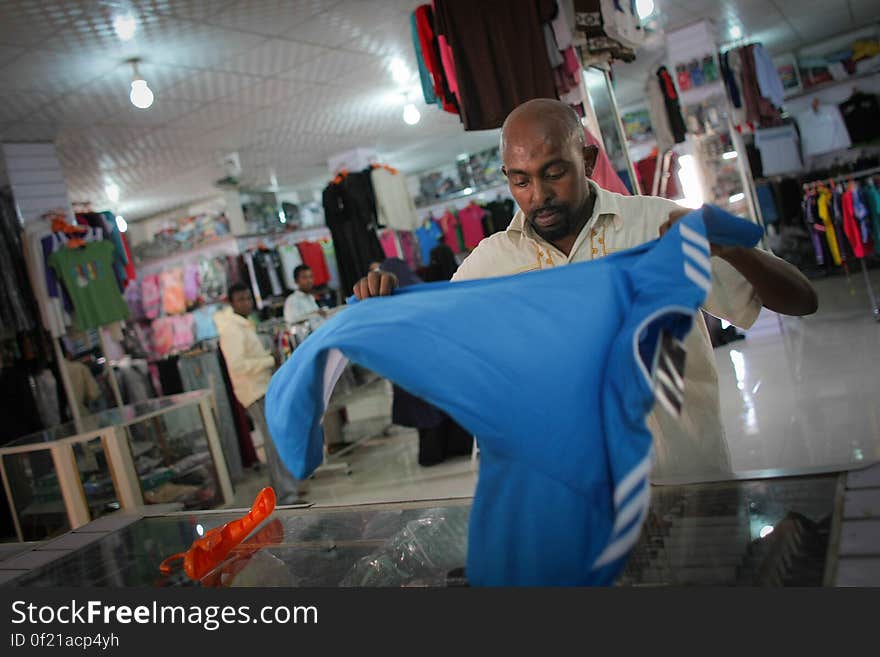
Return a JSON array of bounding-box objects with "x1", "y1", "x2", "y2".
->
[{"x1": 266, "y1": 206, "x2": 761, "y2": 585}]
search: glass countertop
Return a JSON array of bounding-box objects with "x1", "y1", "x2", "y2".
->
[
  {"x1": 1, "y1": 391, "x2": 209, "y2": 449},
  {"x1": 6, "y1": 473, "x2": 842, "y2": 587}
]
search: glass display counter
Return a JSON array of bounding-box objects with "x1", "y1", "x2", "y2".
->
[
  {"x1": 2, "y1": 472, "x2": 847, "y2": 587},
  {"x1": 0, "y1": 390, "x2": 232, "y2": 543}
]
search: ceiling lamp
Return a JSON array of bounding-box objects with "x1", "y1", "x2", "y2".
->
[
  {"x1": 105, "y1": 183, "x2": 120, "y2": 203},
  {"x1": 403, "y1": 103, "x2": 421, "y2": 125},
  {"x1": 635, "y1": 0, "x2": 654, "y2": 20},
  {"x1": 127, "y1": 58, "x2": 154, "y2": 109},
  {"x1": 730, "y1": 25, "x2": 743, "y2": 40},
  {"x1": 113, "y1": 14, "x2": 137, "y2": 41},
  {"x1": 115, "y1": 215, "x2": 128, "y2": 233}
]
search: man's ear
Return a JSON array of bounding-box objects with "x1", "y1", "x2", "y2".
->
[
  {"x1": 583, "y1": 145, "x2": 599, "y2": 177},
  {"x1": 501, "y1": 165, "x2": 508, "y2": 178}
]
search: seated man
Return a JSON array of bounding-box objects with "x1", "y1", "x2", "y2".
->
[{"x1": 283, "y1": 265, "x2": 326, "y2": 332}]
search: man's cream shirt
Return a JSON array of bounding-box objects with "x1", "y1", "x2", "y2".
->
[{"x1": 452, "y1": 180, "x2": 762, "y2": 480}]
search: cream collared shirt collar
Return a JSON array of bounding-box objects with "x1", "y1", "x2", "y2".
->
[{"x1": 506, "y1": 180, "x2": 625, "y2": 261}]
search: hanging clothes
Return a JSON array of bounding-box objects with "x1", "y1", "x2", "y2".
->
[
  {"x1": 379, "y1": 230, "x2": 400, "y2": 259},
  {"x1": 457, "y1": 203, "x2": 488, "y2": 249},
  {"x1": 655, "y1": 67, "x2": 687, "y2": 144},
  {"x1": 839, "y1": 92, "x2": 880, "y2": 144},
  {"x1": 278, "y1": 243, "x2": 304, "y2": 291},
  {"x1": 413, "y1": 4, "x2": 459, "y2": 114},
  {"x1": 47, "y1": 241, "x2": 130, "y2": 330},
  {"x1": 739, "y1": 44, "x2": 782, "y2": 128},
  {"x1": 371, "y1": 166, "x2": 420, "y2": 231},
  {"x1": 319, "y1": 239, "x2": 341, "y2": 291},
  {"x1": 0, "y1": 192, "x2": 39, "y2": 334},
  {"x1": 438, "y1": 210, "x2": 463, "y2": 252},
  {"x1": 753, "y1": 125, "x2": 803, "y2": 176},
  {"x1": 816, "y1": 188, "x2": 843, "y2": 266},
  {"x1": 796, "y1": 104, "x2": 852, "y2": 157},
  {"x1": 584, "y1": 126, "x2": 631, "y2": 195},
  {"x1": 295, "y1": 241, "x2": 330, "y2": 287},
  {"x1": 415, "y1": 218, "x2": 444, "y2": 263},
  {"x1": 410, "y1": 9, "x2": 437, "y2": 106},
  {"x1": 322, "y1": 170, "x2": 386, "y2": 297},
  {"x1": 433, "y1": 0, "x2": 558, "y2": 130}
]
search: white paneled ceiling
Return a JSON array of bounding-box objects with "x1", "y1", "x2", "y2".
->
[{"x1": 0, "y1": 0, "x2": 872, "y2": 220}]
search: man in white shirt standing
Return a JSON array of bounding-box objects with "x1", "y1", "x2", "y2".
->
[
  {"x1": 353, "y1": 98, "x2": 817, "y2": 480},
  {"x1": 283, "y1": 265, "x2": 326, "y2": 331}
]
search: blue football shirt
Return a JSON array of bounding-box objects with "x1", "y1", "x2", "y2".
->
[{"x1": 266, "y1": 206, "x2": 762, "y2": 585}]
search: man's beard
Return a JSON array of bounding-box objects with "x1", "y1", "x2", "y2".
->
[{"x1": 527, "y1": 204, "x2": 574, "y2": 242}]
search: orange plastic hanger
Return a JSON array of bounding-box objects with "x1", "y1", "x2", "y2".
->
[{"x1": 159, "y1": 487, "x2": 276, "y2": 581}]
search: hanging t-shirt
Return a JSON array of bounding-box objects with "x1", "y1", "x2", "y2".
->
[
  {"x1": 379, "y1": 230, "x2": 399, "y2": 259},
  {"x1": 319, "y1": 240, "x2": 341, "y2": 291},
  {"x1": 753, "y1": 125, "x2": 803, "y2": 176},
  {"x1": 160, "y1": 268, "x2": 186, "y2": 316},
  {"x1": 278, "y1": 244, "x2": 304, "y2": 291},
  {"x1": 371, "y1": 167, "x2": 420, "y2": 231},
  {"x1": 437, "y1": 211, "x2": 462, "y2": 252},
  {"x1": 415, "y1": 220, "x2": 444, "y2": 263},
  {"x1": 266, "y1": 206, "x2": 763, "y2": 586},
  {"x1": 796, "y1": 105, "x2": 853, "y2": 157},
  {"x1": 48, "y1": 241, "x2": 130, "y2": 330},
  {"x1": 457, "y1": 204, "x2": 488, "y2": 249},
  {"x1": 296, "y1": 241, "x2": 330, "y2": 287},
  {"x1": 838, "y1": 92, "x2": 880, "y2": 144}
]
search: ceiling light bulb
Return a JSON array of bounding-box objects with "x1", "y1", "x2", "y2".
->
[
  {"x1": 390, "y1": 57, "x2": 410, "y2": 84},
  {"x1": 130, "y1": 78, "x2": 154, "y2": 109},
  {"x1": 115, "y1": 215, "x2": 128, "y2": 233},
  {"x1": 730, "y1": 25, "x2": 742, "y2": 40},
  {"x1": 105, "y1": 183, "x2": 120, "y2": 203},
  {"x1": 113, "y1": 14, "x2": 137, "y2": 41},
  {"x1": 403, "y1": 103, "x2": 420, "y2": 125},
  {"x1": 636, "y1": 0, "x2": 654, "y2": 20}
]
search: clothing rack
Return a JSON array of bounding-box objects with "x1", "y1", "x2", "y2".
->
[{"x1": 803, "y1": 165, "x2": 880, "y2": 321}]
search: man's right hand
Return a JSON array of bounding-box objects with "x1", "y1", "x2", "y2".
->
[{"x1": 352, "y1": 270, "x2": 398, "y2": 300}]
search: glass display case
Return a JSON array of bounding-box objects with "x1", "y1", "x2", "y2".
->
[
  {"x1": 0, "y1": 390, "x2": 232, "y2": 542},
  {"x1": 2, "y1": 472, "x2": 847, "y2": 588}
]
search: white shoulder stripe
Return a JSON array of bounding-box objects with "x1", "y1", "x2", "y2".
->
[
  {"x1": 612, "y1": 480, "x2": 650, "y2": 533},
  {"x1": 614, "y1": 451, "x2": 654, "y2": 506},
  {"x1": 593, "y1": 502, "x2": 650, "y2": 569},
  {"x1": 679, "y1": 223, "x2": 710, "y2": 253},
  {"x1": 684, "y1": 263, "x2": 712, "y2": 291},
  {"x1": 682, "y1": 242, "x2": 712, "y2": 274}
]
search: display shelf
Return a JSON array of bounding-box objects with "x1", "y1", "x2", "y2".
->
[{"x1": 0, "y1": 390, "x2": 232, "y2": 542}]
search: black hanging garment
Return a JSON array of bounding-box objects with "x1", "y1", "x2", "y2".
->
[{"x1": 322, "y1": 170, "x2": 386, "y2": 297}]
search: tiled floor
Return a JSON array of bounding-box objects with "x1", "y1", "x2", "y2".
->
[{"x1": 231, "y1": 270, "x2": 880, "y2": 510}]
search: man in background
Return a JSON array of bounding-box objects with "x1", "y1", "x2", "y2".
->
[{"x1": 216, "y1": 282, "x2": 306, "y2": 504}]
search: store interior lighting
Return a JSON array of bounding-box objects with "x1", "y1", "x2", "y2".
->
[
  {"x1": 128, "y1": 58, "x2": 154, "y2": 109},
  {"x1": 403, "y1": 102, "x2": 421, "y2": 125},
  {"x1": 115, "y1": 215, "x2": 128, "y2": 233},
  {"x1": 636, "y1": 0, "x2": 655, "y2": 20},
  {"x1": 722, "y1": 150, "x2": 738, "y2": 159},
  {"x1": 730, "y1": 24, "x2": 743, "y2": 39},
  {"x1": 113, "y1": 14, "x2": 137, "y2": 41},
  {"x1": 105, "y1": 183, "x2": 120, "y2": 203}
]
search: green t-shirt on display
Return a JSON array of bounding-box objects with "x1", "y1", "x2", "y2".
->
[{"x1": 48, "y1": 241, "x2": 130, "y2": 329}]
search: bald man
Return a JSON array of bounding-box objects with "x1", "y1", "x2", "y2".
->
[{"x1": 353, "y1": 98, "x2": 816, "y2": 479}]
